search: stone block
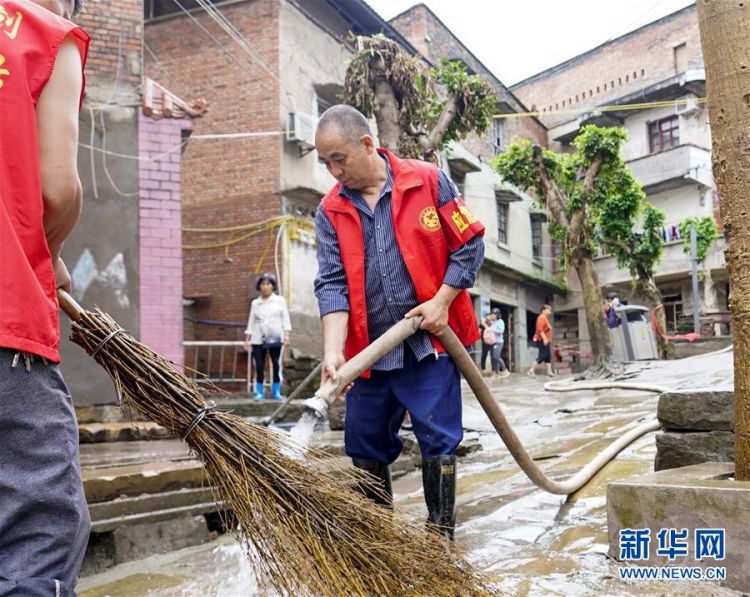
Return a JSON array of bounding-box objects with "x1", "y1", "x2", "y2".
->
[
  {"x1": 111, "y1": 515, "x2": 210, "y2": 565},
  {"x1": 658, "y1": 390, "x2": 734, "y2": 431},
  {"x1": 655, "y1": 431, "x2": 734, "y2": 471},
  {"x1": 607, "y1": 462, "x2": 749, "y2": 593}
]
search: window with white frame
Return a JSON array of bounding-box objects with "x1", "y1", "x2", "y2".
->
[
  {"x1": 531, "y1": 217, "x2": 543, "y2": 263},
  {"x1": 496, "y1": 199, "x2": 508, "y2": 245},
  {"x1": 492, "y1": 117, "x2": 504, "y2": 155}
]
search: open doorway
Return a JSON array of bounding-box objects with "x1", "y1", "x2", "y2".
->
[{"x1": 489, "y1": 301, "x2": 515, "y2": 372}]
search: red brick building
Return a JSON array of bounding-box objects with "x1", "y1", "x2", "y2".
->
[
  {"x1": 145, "y1": 0, "x2": 562, "y2": 376},
  {"x1": 144, "y1": 0, "x2": 416, "y2": 363}
]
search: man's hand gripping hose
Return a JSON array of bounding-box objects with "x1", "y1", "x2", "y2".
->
[{"x1": 302, "y1": 316, "x2": 668, "y2": 495}]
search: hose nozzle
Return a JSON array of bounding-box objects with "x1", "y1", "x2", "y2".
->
[{"x1": 301, "y1": 395, "x2": 329, "y2": 421}]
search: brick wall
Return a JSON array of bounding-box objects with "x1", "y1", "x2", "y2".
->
[
  {"x1": 144, "y1": 0, "x2": 281, "y2": 336},
  {"x1": 77, "y1": 0, "x2": 142, "y2": 86},
  {"x1": 390, "y1": 5, "x2": 548, "y2": 153},
  {"x1": 511, "y1": 5, "x2": 702, "y2": 129},
  {"x1": 138, "y1": 113, "x2": 189, "y2": 364}
]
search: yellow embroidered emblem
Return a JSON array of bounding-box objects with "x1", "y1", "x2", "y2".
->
[
  {"x1": 0, "y1": 6, "x2": 23, "y2": 40},
  {"x1": 419, "y1": 206, "x2": 441, "y2": 232},
  {"x1": 451, "y1": 210, "x2": 469, "y2": 233}
]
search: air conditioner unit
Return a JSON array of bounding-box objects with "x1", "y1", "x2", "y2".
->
[
  {"x1": 676, "y1": 98, "x2": 700, "y2": 117},
  {"x1": 287, "y1": 112, "x2": 316, "y2": 150}
]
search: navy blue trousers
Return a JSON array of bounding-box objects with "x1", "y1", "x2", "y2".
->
[{"x1": 345, "y1": 348, "x2": 463, "y2": 464}]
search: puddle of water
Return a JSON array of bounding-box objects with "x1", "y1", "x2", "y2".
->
[
  {"x1": 80, "y1": 573, "x2": 188, "y2": 597},
  {"x1": 169, "y1": 544, "x2": 260, "y2": 597}
]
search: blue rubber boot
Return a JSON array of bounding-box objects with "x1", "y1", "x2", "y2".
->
[
  {"x1": 272, "y1": 382, "x2": 283, "y2": 401},
  {"x1": 254, "y1": 382, "x2": 265, "y2": 401}
]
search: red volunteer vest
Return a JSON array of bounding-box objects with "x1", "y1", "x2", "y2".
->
[
  {"x1": 321, "y1": 149, "x2": 484, "y2": 376},
  {"x1": 0, "y1": 0, "x2": 89, "y2": 361}
]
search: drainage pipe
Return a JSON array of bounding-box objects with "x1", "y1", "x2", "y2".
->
[{"x1": 302, "y1": 317, "x2": 667, "y2": 496}]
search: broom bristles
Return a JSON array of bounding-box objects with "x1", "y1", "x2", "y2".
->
[{"x1": 70, "y1": 307, "x2": 500, "y2": 597}]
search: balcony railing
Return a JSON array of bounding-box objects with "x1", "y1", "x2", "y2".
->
[{"x1": 626, "y1": 144, "x2": 712, "y2": 194}]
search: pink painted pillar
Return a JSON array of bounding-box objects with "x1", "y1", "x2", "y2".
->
[{"x1": 138, "y1": 114, "x2": 191, "y2": 365}]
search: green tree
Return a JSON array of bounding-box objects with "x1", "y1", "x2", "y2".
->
[
  {"x1": 495, "y1": 126, "x2": 666, "y2": 365},
  {"x1": 342, "y1": 34, "x2": 495, "y2": 160},
  {"x1": 679, "y1": 216, "x2": 718, "y2": 264}
]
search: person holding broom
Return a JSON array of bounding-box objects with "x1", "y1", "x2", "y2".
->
[
  {"x1": 0, "y1": 0, "x2": 91, "y2": 593},
  {"x1": 313, "y1": 105, "x2": 484, "y2": 540}
]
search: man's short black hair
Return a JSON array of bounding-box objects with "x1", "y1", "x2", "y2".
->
[
  {"x1": 72, "y1": 0, "x2": 84, "y2": 17},
  {"x1": 316, "y1": 104, "x2": 372, "y2": 144}
]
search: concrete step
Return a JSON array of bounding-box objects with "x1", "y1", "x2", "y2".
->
[
  {"x1": 79, "y1": 422, "x2": 174, "y2": 443},
  {"x1": 83, "y1": 460, "x2": 206, "y2": 504},
  {"x1": 76, "y1": 404, "x2": 146, "y2": 424},
  {"x1": 89, "y1": 487, "x2": 218, "y2": 533},
  {"x1": 80, "y1": 439, "x2": 190, "y2": 469}
]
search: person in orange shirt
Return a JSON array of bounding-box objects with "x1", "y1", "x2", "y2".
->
[{"x1": 527, "y1": 304, "x2": 556, "y2": 377}]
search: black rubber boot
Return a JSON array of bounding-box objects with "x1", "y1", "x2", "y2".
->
[
  {"x1": 422, "y1": 454, "x2": 457, "y2": 540},
  {"x1": 352, "y1": 458, "x2": 393, "y2": 509}
]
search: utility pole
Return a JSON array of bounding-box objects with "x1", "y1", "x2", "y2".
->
[
  {"x1": 697, "y1": 0, "x2": 750, "y2": 480},
  {"x1": 690, "y1": 226, "x2": 701, "y2": 335}
]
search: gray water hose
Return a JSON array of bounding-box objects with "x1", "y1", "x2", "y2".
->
[{"x1": 302, "y1": 317, "x2": 667, "y2": 496}]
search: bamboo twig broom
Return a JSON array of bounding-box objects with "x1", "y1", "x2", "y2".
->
[{"x1": 58, "y1": 291, "x2": 499, "y2": 596}]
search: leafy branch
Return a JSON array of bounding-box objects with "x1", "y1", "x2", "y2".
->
[
  {"x1": 679, "y1": 216, "x2": 718, "y2": 264},
  {"x1": 342, "y1": 35, "x2": 495, "y2": 159}
]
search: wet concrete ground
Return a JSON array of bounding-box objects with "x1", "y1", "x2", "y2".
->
[{"x1": 78, "y1": 350, "x2": 739, "y2": 596}]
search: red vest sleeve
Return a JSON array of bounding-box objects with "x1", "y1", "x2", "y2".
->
[{"x1": 437, "y1": 196, "x2": 485, "y2": 252}]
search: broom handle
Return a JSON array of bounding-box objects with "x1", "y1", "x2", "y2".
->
[
  {"x1": 315, "y1": 316, "x2": 424, "y2": 403},
  {"x1": 57, "y1": 289, "x2": 85, "y2": 322}
]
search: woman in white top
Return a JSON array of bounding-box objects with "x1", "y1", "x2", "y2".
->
[
  {"x1": 489, "y1": 308, "x2": 509, "y2": 379},
  {"x1": 243, "y1": 273, "x2": 292, "y2": 401}
]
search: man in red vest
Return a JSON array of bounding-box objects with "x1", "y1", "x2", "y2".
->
[
  {"x1": 0, "y1": 0, "x2": 90, "y2": 593},
  {"x1": 314, "y1": 105, "x2": 485, "y2": 540}
]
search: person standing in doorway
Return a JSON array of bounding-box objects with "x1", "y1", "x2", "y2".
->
[
  {"x1": 489, "y1": 308, "x2": 510, "y2": 378},
  {"x1": 243, "y1": 273, "x2": 291, "y2": 401},
  {"x1": 479, "y1": 311, "x2": 496, "y2": 373},
  {"x1": 527, "y1": 304, "x2": 555, "y2": 377},
  {"x1": 0, "y1": 0, "x2": 90, "y2": 593}
]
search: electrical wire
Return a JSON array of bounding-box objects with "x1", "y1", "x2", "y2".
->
[
  {"x1": 100, "y1": 109, "x2": 139, "y2": 197},
  {"x1": 169, "y1": 0, "x2": 253, "y2": 73},
  {"x1": 193, "y1": 0, "x2": 279, "y2": 84},
  {"x1": 88, "y1": 108, "x2": 99, "y2": 200},
  {"x1": 78, "y1": 138, "x2": 191, "y2": 162},
  {"x1": 494, "y1": 96, "x2": 707, "y2": 120}
]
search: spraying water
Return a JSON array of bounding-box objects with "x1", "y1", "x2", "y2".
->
[{"x1": 287, "y1": 410, "x2": 319, "y2": 450}]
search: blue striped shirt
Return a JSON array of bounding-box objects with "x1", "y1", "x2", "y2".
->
[{"x1": 314, "y1": 154, "x2": 484, "y2": 370}]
